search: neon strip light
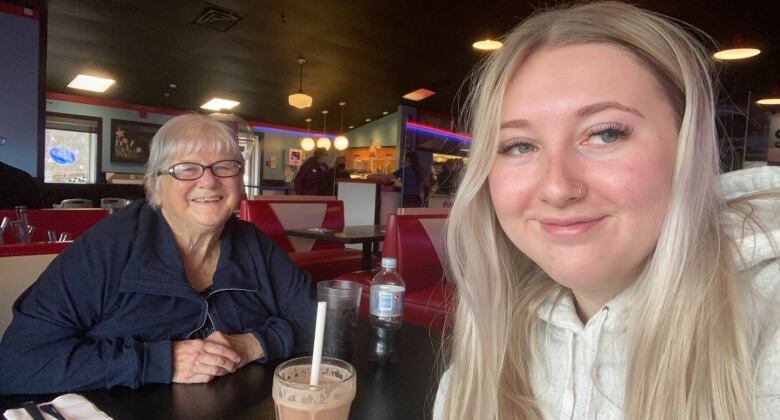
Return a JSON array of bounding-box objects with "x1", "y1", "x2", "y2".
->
[
  {"x1": 406, "y1": 122, "x2": 472, "y2": 142},
  {"x1": 252, "y1": 125, "x2": 334, "y2": 138}
]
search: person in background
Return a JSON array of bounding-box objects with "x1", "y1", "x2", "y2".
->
[
  {"x1": 435, "y1": 2, "x2": 780, "y2": 419},
  {"x1": 0, "y1": 159, "x2": 42, "y2": 209},
  {"x1": 293, "y1": 148, "x2": 330, "y2": 195},
  {"x1": 0, "y1": 114, "x2": 317, "y2": 394},
  {"x1": 394, "y1": 151, "x2": 424, "y2": 207},
  {"x1": 325, "y1": 155, "x2": 351, "y2": 195}
]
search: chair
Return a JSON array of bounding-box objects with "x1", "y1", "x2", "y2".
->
[
  {"x1": 239, "y1": 198, "x2": 374, "y2": 282},
  {"x1": 100, "y1": 197, "x2": 130, "y2": 214},
  {"x1": 240, "y1": 198, "x2": 348, "y2": 253},
  {"x1": 59, "y1": 198, "x2": 95, "y2": 208}
]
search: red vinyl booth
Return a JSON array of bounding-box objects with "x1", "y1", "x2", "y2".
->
[
  {"x1": 338, "y1": 213, "x2": 455, "y2": 331},
  {"x1": 0, "y1": 208, "x2": 108, "y2": 244},
  {"x1": 239, "y1": 198, "x2": 371, "y2": 282}
]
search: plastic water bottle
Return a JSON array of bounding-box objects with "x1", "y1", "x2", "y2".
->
[
  {"x1": 369, "y1": 257, "x2": 405, "y2": 328},
  {"x1": 368, "y1": 257, "x2": 405, "y2": 364}
]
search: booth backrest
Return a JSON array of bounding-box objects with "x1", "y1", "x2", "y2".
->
[
  {"x1": 0, "y1": 208, "x2": 108, "y2": 244},
  {"x1": 239, "y1": 199, "x2": 346, "y2": 253},
  {"x1": 0, "y1": 243, "x2": 71, "y2": 335},
  {"x1": 383, "y1": 213, "x2": 449, "y2": 292}
]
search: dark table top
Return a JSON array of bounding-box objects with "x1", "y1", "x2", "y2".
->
[
  {"x1": 285, "y1": 225, "x2": 385, "y2": 245},
  {"x1": 1, "y1": 321, "x2": 445, "y2": 420}
]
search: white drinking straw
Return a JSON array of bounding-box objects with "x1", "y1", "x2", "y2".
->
[{"x1": 310, "y1": 301, "x2": 327, "y2": 385}]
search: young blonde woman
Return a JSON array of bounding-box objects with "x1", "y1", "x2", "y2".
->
[{"x1": 434, "y1": 2, "x2": 780, "y2": 419}]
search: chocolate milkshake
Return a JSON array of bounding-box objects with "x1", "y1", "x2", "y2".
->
[{"x1": 272, "y1": 357, "x2": 356, "y2": 420}]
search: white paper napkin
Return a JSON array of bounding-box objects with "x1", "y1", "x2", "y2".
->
[{"x1": 3, "y1": 394, "x2": 112, "y2": 420}]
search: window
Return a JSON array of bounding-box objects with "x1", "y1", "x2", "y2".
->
[{"x1": 44, "y1": 114, "x2": 101, "y2": 183}]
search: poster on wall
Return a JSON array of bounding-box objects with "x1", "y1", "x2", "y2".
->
[
  {"x1": 110, "y1": 119, "x2": 161, "y2": 164},
  {"x1": 287, "y1": 148, "x2": 302, "y2": 166}
]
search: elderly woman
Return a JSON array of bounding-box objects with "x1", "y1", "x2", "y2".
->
[
  {"x1": 0, "y1": 114, "x2": 316, "y2": 393},
  {"x1": 435, "y1": 2, "x2": 780, "y2": 420}
]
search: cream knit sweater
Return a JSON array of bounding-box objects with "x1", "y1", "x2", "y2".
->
[{"x1": 434, "y1": 166, "x2": 780, "y2": 419}]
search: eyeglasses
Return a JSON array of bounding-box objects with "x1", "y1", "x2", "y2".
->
[{"x1": 157, "y1": 160, "x2": 243, "y2": 181}]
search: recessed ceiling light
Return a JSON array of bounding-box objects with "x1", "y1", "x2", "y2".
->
[
  {"x1": 713, "y1": 48, "x2": 761, "y2": 60},
  {"x1": 382, "y1": 111, "x2": 389, "y2": 115},
  {"x1": 365, "y1": 118, "x2": 372, "y2": 122},
  {"x1": 201, "y1": 98, "x2": 240, "y2": 111},
  {"x1": 402, "y1": 88, "x2": 435, "y2": 101},
  {"x1": 472, "y1": 39, "x2": 502, "y2": 50},
  {"x1": 67, "y1": 74, "x2": 116, "y2": 92},
  {"x1": 348, "y1": 125, "x2": 354, "y2": 129},
  {"x1": 757, "y1": 98, "x2": 780, "y2": 105}
]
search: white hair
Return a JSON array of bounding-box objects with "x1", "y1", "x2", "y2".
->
[{"x1": 143, "y1": 114, "x2": 243, "y2": 206}]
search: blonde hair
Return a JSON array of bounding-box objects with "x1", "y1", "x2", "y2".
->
[
  {"x1": 440, "y1": 2, "x2": 773, "y2": 419},
  {"x1": 144, "y1": 114, "x2": 243, "y2": 206}
]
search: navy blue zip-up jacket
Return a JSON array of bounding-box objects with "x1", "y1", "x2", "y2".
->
[{"x1": 0, "y1": 200, "x2": 316, "y2": 394}]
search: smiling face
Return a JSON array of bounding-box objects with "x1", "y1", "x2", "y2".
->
[
  {"x1": 488, "y1": 43, "x2": 680, "y2": 303},
  {"x1": 156, "y1": 150, "x2": 243, "y2": 237}
]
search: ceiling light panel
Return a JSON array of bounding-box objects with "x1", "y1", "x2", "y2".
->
[
  {"x1": 402, "y1": 88, "x2": 435, "y2": 101},
  {"x1": 201, "y1": 98, "x2": 240, "y2": 111},
  {"x1": 67, "y1": 74, "x2": 116, "y2": 92},
  {"x1": 472, "y1": 39, "x2": 502, "y2": 50},
  {"x1": 713, "y1": 48, "x2": 761, "y2": 60}
]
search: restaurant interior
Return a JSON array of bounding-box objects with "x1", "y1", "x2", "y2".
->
[{"x1": 1, "y1": 0, "x2": 780, "y2": 418}]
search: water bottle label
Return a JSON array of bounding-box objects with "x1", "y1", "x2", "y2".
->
[{"x1": 370, "y1": 286, "x2": 405, "y2": 317}]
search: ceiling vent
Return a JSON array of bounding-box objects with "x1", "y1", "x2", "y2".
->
[{"x1": 192, "y1": 4, "x2": 243, "y2": 32}]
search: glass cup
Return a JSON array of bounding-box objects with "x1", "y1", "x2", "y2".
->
[
  {"x1": 272, "y1": 356, "x2": 356, "y2": 420},
  {"x1": 316, "y1": 280, "x2": 362, "y2": 360},
  {"x1": 10, "y1": 220, "x2": 30, "y2": 244}
]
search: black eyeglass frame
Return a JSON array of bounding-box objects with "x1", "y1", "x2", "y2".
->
[{"x1": 156, "y1": 160, "x2": 244, "y2": 181}]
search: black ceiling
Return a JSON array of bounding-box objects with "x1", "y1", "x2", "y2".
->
[{"x1": 37, "y1": 0, "x2": 780, "y2": 132}]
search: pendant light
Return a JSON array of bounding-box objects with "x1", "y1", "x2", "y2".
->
[
  {"x1": 757, "y1": 87, "x2": 780, "y2": 106},
  {"x1": 334, "y1": 101, "x2": 350, "y2": 151},
  {"x1": 713, "y1": 34, "x2": 761, "y2": 61},
  {"x1": 288, "y1": 56, "x2": 313, "y2": 109},
  {"x1": 301, "y1": 118, "x2": 315, "y2": 151},
  {"x1": 317, "y1": 110, "x2": 331, "y2": 150}
]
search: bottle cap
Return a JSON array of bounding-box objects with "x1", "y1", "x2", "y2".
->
[{"x1": 381, "y1": 257, "x2": 397, "y2": 268}]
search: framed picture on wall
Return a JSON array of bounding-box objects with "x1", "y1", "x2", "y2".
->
[
  {"x1": 287, "y1": 148, "x2": 303, "y2": 166},
  {"x1": 109, "y1": 119, "x2": 161, "y2": 164}
]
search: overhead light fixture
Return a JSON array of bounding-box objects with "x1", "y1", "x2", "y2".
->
[
  {"x1": 472, "y1": 39, "x2": 502, "y2": 50},
  {"x1": 317, "y1": 110, "x2": 331, "y2": 150},
  {"x1": 334, "y1": 101, "x2": 349, "y2": 151},
  {"x1": 757, "y1": 87, "x2": 780, "y2": 105},
  {"x1": 713, "y1": 48, "x2": 761, "y2": 60},
  {"x1": 301, "y1": 118, "x2": 315, "y2": 151},
  {"x1": 713, "y1": 34, "x2": 760, "y2": 60},
  {"x1": 348, "y1": 125, "x2": 354, "y2": 129},
  {"x1": 289, "y1": 56, "x2": 313, "y2": 109},
  {"x1": 402, "y1": 88, "x2": 435, "y2": 101},
  {"x1": 67, "y1": 74, "x2": 116, "y2": 92},
  {"x1": 382, "y1": 111, "x2": 389, "y2": 115},
  {"x1": 201, "y1": 97, "x2": 240, "y2": 111},
  {"x1": 365, "y1": 118, "x2": 372, "y2": 122}
]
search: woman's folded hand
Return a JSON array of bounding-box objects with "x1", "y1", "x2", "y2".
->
[
  {"x1": 205, "y1": 331, "x2": 264, "y2": 370},
  {"x1": 171, "y1": 338, "x2": 242, "y2": 383}
]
